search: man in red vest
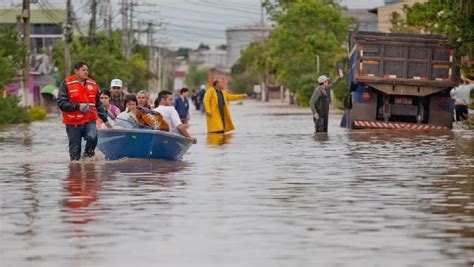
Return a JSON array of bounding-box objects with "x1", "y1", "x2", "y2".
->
[{"x1": 57, "y1": 61, "x2": 111, "y2": 161}]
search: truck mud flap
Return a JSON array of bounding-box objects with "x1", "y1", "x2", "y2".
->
[{"x1": 353, "y1": 120, "x2": 450, "y2": 130}]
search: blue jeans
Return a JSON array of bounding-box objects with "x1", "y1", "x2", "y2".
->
[{"x1": 65, "y1": 120, "x2": 98, "y2": 161}]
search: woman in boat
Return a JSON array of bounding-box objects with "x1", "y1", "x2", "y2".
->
[
  {"x1": 97, "y1": 90, "x2": 120, "y2": 128},
  {"x1": 116, "y1": 94, "x2": 140, "y2": 128},
  {"x1": 137, "y1": 90, "x2": 151, "y2": 109}
]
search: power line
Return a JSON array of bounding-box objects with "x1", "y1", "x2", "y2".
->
[
  {"x1": 156, "y1": 3, "x2": 259, "y2": 20},
  {"x1": 184, "y1": 0, "x2": 260, "y2": 15}
]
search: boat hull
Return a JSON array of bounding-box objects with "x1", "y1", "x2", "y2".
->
[{"x1": 97, "y1": 128, "x2": 192, "y2": 161}]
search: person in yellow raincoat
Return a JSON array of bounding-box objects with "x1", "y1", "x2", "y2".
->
[{"x1": 203, "y1": 80, "x2": 247, "y2": 133}]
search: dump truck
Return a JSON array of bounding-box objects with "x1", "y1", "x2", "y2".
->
[{"x1": 344, "y1": 31, "x2": 459, "y2": 130}]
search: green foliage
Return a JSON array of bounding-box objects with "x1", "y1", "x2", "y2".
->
[
  {"x1": 177, "y1": 47, "x2": 191, "y2": 59},
  {"x1": 230, "y1": 62, "x2": 259, "y2": 95},
  {"x1": 0, "y1": 96, "x2": 29, "y2": 125},
  {"x1": 52, "y1": 32, "x2": 148, "y2": 92},
  {"x1": 390, "y1": 0, "x2": 473, "y2": 74},
  {"x1": 0, "y1": 27, "x2": 26, "y2": 93},
  {"x1": 332, "y1": 79, "x2": 348, "y2": 109},
  {"x1": 27, "y1": 105, "x2": 47, "y2": 122},
  {"x1": 184, "y1": 64, "x2": 209, "y2": 89},
  {"x1": 230, "y1": 42, "x2": 267, "y2": 95},
  {"x1": 197, "y1": 43, "x2": 210, "y2": 51},
  {"x1": 266, "y1": 0, "x2": 350, "y2": 105}
]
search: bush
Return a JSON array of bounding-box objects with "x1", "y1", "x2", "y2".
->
[
  {"x1": 332, "y1": 79, "x2": 349, "y2": 110},
  {"x1": 27, "y1": 105, "x2": 47, "y2": 122},
  {"x1": 0, "y1": 95, "x2": 29, "y2": 124}
]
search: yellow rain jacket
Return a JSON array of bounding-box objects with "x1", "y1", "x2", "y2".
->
[{"x1": 203, "y1": 86, "x2": 246, "y2": 133}]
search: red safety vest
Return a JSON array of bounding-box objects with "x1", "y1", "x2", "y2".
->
[{"x1": 62, "y1": 75, "x2": 99, "y2": 126}]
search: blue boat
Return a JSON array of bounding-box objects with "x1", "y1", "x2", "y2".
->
[{"x1": 97, "y1": 128, "x2": 193, "y2": 161}]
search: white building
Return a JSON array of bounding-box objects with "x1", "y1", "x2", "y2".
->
[
  {"x1": 226, "y1": 23, "x2": 272, "y2": 68},
  {"x1": 189, "y1": 49, "x2": 227, "y2": 68}
]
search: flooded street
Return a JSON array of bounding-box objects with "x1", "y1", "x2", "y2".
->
[{"x1": 1, "y1": 100, "x2": 473, "y2": 266}]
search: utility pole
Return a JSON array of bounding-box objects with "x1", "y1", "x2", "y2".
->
[
  {"x1": 147, "y1": 21, "x2": 154, "y2": 71},
  {"x1": 121, "y1": 0, "x2": 129, "y2": 57},
  {"x1": 22, "y1": 0, "x2": 30, "y2": 106},
  {"x1": 129, "y1": 0, "x2": 135, "y2": 54},
  {"x1": 260, "y1": 0, "x2": 269, "y2": 102},
  {"x1": 157, "y1": 47, "x2": 161, "y2": 92},
  {"x1": 16, "y1": 15, "x2": 22, "y2": 42},
  {"x1": 89, "y1": 0, "x2": 97, "y2": 35},
  {"x1": 65, "y1": 0, "x2": 73, "y2": 76},
  {"x1": 99, "y1": 0, "x2": 112, "y2": 36},
  {"x1": 106, "y1": 0, "x2": 112, "y2": 36}
]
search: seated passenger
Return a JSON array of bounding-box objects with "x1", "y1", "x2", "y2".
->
[
  {"x1": 97, "y1": 90, "x2": 120, "y2": 128},
  {"x1": 137, "y1": 90, "x2": 151, "y2": 109},
  {"x1": 116, "y1": 95, "x2": 140, "y2": 128},
  {"x1": 154, "y1": 90, "x2": 197, "y2": 143}
]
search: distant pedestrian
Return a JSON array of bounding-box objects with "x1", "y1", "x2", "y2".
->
[
  {"x1": 109, "y1": 78, "x2": 127, "y2": 112},
  {"x1": 198, "y1": 84, "x2": 206, "y2": 113},
  {"x1": 203, "y1": 79, "x2": 247, "y2": 133},
  {"x1": 174, "y1": 87, "x2": 190, "y2": 125},
  {"x1": 310, "y1": 73, "x2": 342, "y2": 133},
  {"x1": 57, "y1": 61, "x2": 111, "y2": 161},
  {"x1": 191, "y1": 89, "x2": 200, "y2": 111}
]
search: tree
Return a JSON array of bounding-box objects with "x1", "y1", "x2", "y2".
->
[
  {"x1": 177, "y1": 47, "x2": 192, "y2": 59},
  {"x1": 230, "y1": 42, "x2": 266, "y2": 95},
  {"x1": 0, "y1": 27, "x2": 26, "y2": 93},
  {"x1": 184, "y1": 63, "x2": 208, "y2": 89},
  {"x1": 216, "y1": 44, "x2": 227, "y2": 50},
  {"x1": 265, "y1": 0, "x2": 350, "y2": 105},
  {"x1": 52, "y1": 32, "x2": 148, "y2": 92},
  {"x1": 197, "y1": 43, "x2": 210, "y2": 51},
  {"x1": 391, "y1": 1, "x2": 473, "y2": 75}
]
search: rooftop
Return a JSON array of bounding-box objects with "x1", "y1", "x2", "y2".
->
[
  {"x1": 0, "y1": 8, "x2": 67, "y2": 24},
  {"x1": 226, "y1": 23, "x2": 272, "y2": 32}
]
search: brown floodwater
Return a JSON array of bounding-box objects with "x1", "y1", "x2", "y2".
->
[{"x1": 0, "y1": 100, "x2": 473, "y2": 266}]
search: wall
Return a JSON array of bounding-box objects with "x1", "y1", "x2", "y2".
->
[{"x1": 226, "y1": 26, "x2": 271, "y2": 68}]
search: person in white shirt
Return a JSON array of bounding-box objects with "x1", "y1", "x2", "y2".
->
[
  {"x1": 450, "y1": 76, "x2": 473, "y2": 121},
  {"x1": 154, "y1": 90, "x2": 197, "y2": 144}
]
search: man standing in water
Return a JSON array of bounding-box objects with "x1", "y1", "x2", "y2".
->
[
  {"x1": 57, "y1": 61, "x2": 111, "y2": 161},
  {"x1": 203, "y1": 79, "x2": 247, "y2": 133},
  {"x1": 310, "y1": 72, "x2": 342, "y2": 133}
]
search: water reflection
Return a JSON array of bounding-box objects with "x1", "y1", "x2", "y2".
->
[
  {"x1": 312, "y1": 132, "x2": 329, "y2": 142},
  {"x1": 62, "y1": 163, "x2": 101, "y2": 224},
  {"x1": 207, "y1": 133, "x2": 233, "y2": 146}
]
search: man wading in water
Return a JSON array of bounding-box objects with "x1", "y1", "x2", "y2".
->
[
  {"x1": 203, "y1": 79, "x2": 247, "y2": 133},
  {"x1": 310, "y1": 71, "x2": 343, "y2": 133},
  {"x1": 58, "y1": 61, "x2": 111, "y2": 161}
]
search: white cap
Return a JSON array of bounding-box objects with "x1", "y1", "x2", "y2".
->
[
  {"x1": 200, "y1": 85, "x2": 206, "y2": 90},
  {"x1": 110, "y1": 79, "x2": 123, "y2": 88},
  {"x1": 318, "y1": 75, "x2": 329, "y2": 84}
]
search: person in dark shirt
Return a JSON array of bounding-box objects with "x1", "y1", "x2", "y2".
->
[{"x1": 173, "y1": 87, "x2": 190, "y2": 126}]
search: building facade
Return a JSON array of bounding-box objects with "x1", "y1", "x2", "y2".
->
[
  {"x1": 226, "y1": 24, "x2": 271, "y2": 68},
  {"x1": 189, "y1": 50, "x2": 227, "y2": 68},
  {"x1": 369, "y1": 0, "x2": 427, "y2": 33}
]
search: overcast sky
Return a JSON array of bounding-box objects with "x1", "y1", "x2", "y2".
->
[{"x1": 1, "y1": 0, "x2": 385, "y2": 48}]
